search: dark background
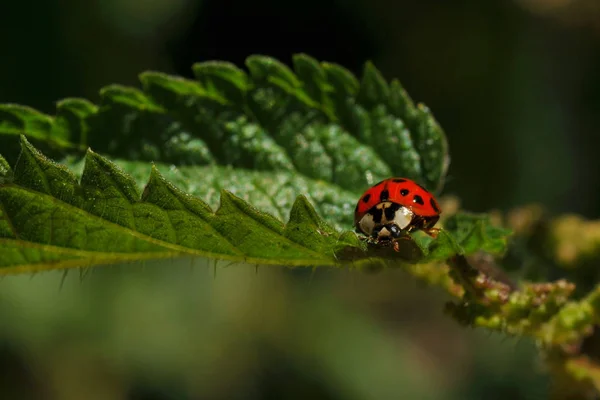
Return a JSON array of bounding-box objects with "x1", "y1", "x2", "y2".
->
[{"x1": 1, "y1": 0, "x2": 596, "y2": 398}]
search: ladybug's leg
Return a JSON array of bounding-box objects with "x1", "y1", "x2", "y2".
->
[
  {"x1": 390, "y1": 228, "x2": 413, "y2": 252},
  {"x1": 423, "y1": 228, "x2": 441, "y2": 238},
  {"x1": 420, "y1": 216, "x2": 441, "y2": 238},
  {"x1": 392, "y1": 235, "x2": 412, "y2": 252}
]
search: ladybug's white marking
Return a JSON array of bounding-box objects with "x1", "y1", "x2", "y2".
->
[
  {"x1": 358, "y1": 202, "x2": 414, "y2": 237},
  {"x1": 358, "y1": 212, "x2": 376, "y2": 235},
  {"x1": 390, "y1": 205, "x2": 414, "y2": 230}
]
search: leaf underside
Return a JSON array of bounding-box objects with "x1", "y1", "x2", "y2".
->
[{"x1": 0, "y1": 137, "x2": 506, "y2": 274}]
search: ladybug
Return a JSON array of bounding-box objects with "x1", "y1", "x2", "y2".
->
[{"x1": 354, "y1": 177, "x2": 442, "y2": 243}]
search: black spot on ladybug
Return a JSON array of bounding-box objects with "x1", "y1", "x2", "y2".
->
[
  {"x1": 370, "y1": 208, "x2": 383, "y2": 223},
  {"x1": 362, "y1": 194, "x2": 371, "y2": 203},
  {"x1": 379, "y1": 189, "x2": 389, "y2": 202},
  {"x1": 400, "y1": 189, "x2": 409, "y2": 196},
  {"x1": 413, "y1": 195, "x2": 424, "y2": 205},
  {"x1": 392, "y1": 178, "x2": 406, "y2": 183},
  {"x1": 384, "y1": 202, "x2": 400, "y2": 221},
  {"x1": 430, "y1": 198, "x2": 440, "y2": 213}
]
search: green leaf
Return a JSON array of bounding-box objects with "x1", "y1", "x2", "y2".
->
[
  {"x1": 292, "y1": 54, "x2": 335, "y2": 119},
  {"x1": 443, "y1": 213, "x2": 511, "y2": 255},
  {"x1": 0, "y1": 55, "x2": 477, "y2": 275},
  {"x1": 0, "y1": 137, "x2": 507, "y2": 274},
  {"x1": 357, "y1": 61, "x2": 390, "y2": 110},
  {"x1": 0, "y1": 54, "x2": 450, "y2": 193},
  {"x1": 192, "y1": 61, "x2": 249, "y2": 106},
  {"x1": 246, "y1": 55, "x2": 316, "y2": 108}
]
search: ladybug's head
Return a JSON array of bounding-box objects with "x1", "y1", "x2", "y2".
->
[{"x1": 355, "y1": 202, "x2": 414, "y2": 240}]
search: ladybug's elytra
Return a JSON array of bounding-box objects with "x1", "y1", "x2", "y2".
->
[{"x1": 354, "y1": 177, "x2": 442, "y2": 243}]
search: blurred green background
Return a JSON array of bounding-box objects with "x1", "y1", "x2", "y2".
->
[{"x1": 1, "y1": 0, "x2": 597, "y2": 398}]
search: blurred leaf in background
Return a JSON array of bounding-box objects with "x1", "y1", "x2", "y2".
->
[{"x1": 0, "y1": 262, "x2": 549, "y2": 400}]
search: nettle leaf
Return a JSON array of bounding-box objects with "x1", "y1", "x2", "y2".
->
[
  {"x1": 0, "y1": 137, "x2": 506, "y2": 274},
  {"x1": 0, "y1": 54, "x2": 448, "y2": 193},
  {"x1": 0, "y1": 54, "x2": 482, "y2": 275}
]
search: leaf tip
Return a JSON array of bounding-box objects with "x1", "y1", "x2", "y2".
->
[
  {"x1": 19, "y1": 133, "x2": 31, "y2": 147},
  {"x1": 288, "y1": 195, "x2": 321, "y2": 226},
  {"x1": 19, "y1": 134, "x2": 45, "y2": 162},
  {"x1": 292, "y1": 53, "x2": 315, "y2": 64}
]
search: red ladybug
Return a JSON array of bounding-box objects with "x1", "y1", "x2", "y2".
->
[{"x1": 354, "y1": 177, "x2": 442, "y2": 243}]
